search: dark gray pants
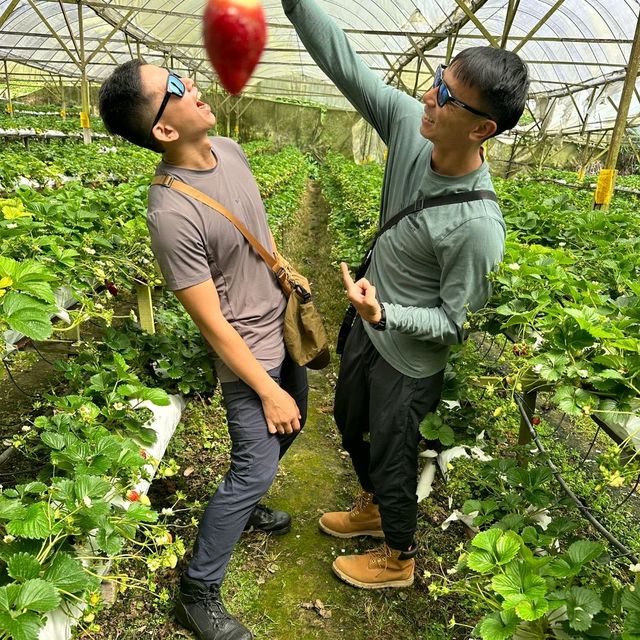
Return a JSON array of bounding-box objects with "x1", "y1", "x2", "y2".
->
[
  {"x1": 334, "y1": 318, "x2": 444, "y2": 551},
  {"x1": 187, "y1": 354, "x2": 308, "y2": 586}
]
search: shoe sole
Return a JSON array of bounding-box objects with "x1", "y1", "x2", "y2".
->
[
  {"x1": 244, "y1": 522, "x2": 291, "y2": 536},
  {"x1": 318, "y1": 519, "x2": 385, "y2": 539},
  {"x1": 332, "y1": 560, "x2": 414, "y2": 589}
]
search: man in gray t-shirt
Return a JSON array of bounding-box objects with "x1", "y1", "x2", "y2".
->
[{"x1": 99, "y1": 61, "x2": 307, "y2": 640}]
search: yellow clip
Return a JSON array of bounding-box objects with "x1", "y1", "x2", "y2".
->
[{"x1": 80, "y1": 111, "x2": 90, "y2": 128}]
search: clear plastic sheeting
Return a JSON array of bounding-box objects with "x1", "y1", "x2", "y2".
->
[{"x1": 0, "y1": 0, "x2": 638, "y2": 135}]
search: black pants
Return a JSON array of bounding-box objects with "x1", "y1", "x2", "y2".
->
[{"x1": 334, "y1": 318, "x2": 444, "y2": 550}]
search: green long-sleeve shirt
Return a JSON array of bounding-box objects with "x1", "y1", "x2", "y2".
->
[{"x1": 283, "y1": 0, "x2": 506, "y2": 378}]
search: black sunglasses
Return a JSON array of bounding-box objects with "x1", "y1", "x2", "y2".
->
[
  {"x1": 149, "y1": 71, "x2": 186, "y2": 138},
  {"x1": 433, "y1": 64, "x2": 495, "y2": 121}
]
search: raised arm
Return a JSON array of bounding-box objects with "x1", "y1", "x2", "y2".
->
[{"x1": 282, "y1": 0, "x2": 413, "y2": 143}]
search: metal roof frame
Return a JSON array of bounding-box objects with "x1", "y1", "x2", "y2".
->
[{"x1": 0, "y1": 0, "x2": 638, "y2": 137}]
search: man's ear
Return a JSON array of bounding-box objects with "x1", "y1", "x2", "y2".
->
[
  {"x1": 470, "y1": 118, "x2": 497, "y2": 142},
  {"x1": 152, "y1": 121, "x2": 180, "y2": 144}
]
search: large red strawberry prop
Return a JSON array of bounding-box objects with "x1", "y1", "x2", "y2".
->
[{"x1": 203, "y1": 0, "x2": 267, "y2": 95}]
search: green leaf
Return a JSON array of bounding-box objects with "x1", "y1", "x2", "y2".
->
[
  {"x1": 41, "y1": 431, "x2": 66, "y2": 450},
  {"x1": 567, "y1": 540, "x2": 604, "y2": 566},
  {"x1": 438, "y1": 424, "x2": 455, "y2": 446},
  {"x1": 0, "y1": 610, "x2": 43, "y2": 640},
  {"x1": 95, "y1": 528, "x2": 124, "y2": 555},
  {"x1": 15, "y1": 578, "x2": 60, "y2": 613},
  {"x1": 74, "y1": 474, "x2": 112, "y2": 501},
  {"x1": 132, "y1": 386, "x2": 171, "y2": 407},
  {"x1": 622, "y1": 587, "x2": 640, "y2": 613},
  {"x1": 534, "y1": 352, "x2": 570, "y2": 382},
  {"x1": 7, "y1": 553, "x2": 41, "y2": 581},
  {"x1": 18, "y1": 482, "x2": 48, "y2": 496},
  {"x1": 515, "y1": 597, "x2": 549, "y2": 621},
  {"x1": 6, "y1": 503, "x2": 53, "y2": 539},
  {"x1": 1, "y1": 291, "x2": 53, "y2": 340},
  {"x1": 122, "y1": 501, "x2": 158, "y2": 524},
  {"x1": 468, "y1": 549, "x2": 497, "y2": 573},
  {"x1": 472, "y1": 528, "x2": 502, "y2": 552},
  {"x1": 491, "y1": 561, "x2": 547, "y2": 607},
  {"x1": 0, "y1": 497, "x2": 27, "y2": 521},
  {"x1": 479, "y1": 610, "x2": 519, "y2": 640},
  {"x1": 623, "y1": 611, "x2": 640, "y2": 639},
  {"x1": 552, "y1": 386, "x2": 597, "y2": 417},
  {"x1": 565, "y1": 587, "x2": 602, "y2": 632},
  {"x1": 44, "y1": 553, "x2": 88, "y2": 593},
  {"x1": 495, "y1": 531, "x2": 522, "y2": 566}
]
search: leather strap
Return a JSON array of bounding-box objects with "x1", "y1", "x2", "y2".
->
[
  {"x1": 151, "y1": 174, "x2": 277, "y2": 269},
  {"x1": 355, "y1": 189, "x2": 498, "y2": 280}
]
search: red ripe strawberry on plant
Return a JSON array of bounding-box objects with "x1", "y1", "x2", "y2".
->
[{"x1": 203, "y1": 0, "x2": 267, "y2": 94}]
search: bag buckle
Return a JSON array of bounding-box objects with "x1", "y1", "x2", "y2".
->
[
  {"x1": 293, "y1": 283, "x2": 311, "y2": 303},
  {"x1": 158, "y1": 175, "x2": 175, "y2": 188}
]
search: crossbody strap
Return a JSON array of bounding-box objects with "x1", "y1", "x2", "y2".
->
[
  {"x1": 151, "y1": 174, "x2": 277, "y2": 270},
  {"x1": 355, "y1": 189, "x2": 498, "y2": 279}
]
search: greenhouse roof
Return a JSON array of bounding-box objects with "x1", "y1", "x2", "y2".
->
[{"x1": 0, "y1": 0, "x2": 639, "y2": 135}]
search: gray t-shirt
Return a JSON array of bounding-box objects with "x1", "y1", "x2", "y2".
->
[{"x1": 147, "y1": 136, "x2": 287, "y2": 382}]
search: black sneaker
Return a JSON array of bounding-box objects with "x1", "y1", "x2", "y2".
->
[
  {"x1": 175, "y1": 575, "x2": 252, "y2": 640},
  {"x1": 243, "y1": 504, "x2": 291, "y2": 535}
]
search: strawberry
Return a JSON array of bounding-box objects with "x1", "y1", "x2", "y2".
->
[
  {"x1": 203, "y1": 0, "x2": 267, "y2": 94},
  {"x1": 512, "y1": 343, "x2": 528, "y2": 357},
  {"x1": 104, "y1": 280, "x2": 118, "y2": 296},
  {"x1": 531, "y1": 416, "x2": 541, "y2": 426},
  {"x1": 126, "y1": 490, "x2": 140, "y2": 502}
]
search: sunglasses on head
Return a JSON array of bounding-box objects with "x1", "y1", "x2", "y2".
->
[
  {"x1": 149, "y1": 71, "x2": 186, "y2": 137},
  {"x1": 433, "y1": 64, "x2": 494, "y2": 121}
]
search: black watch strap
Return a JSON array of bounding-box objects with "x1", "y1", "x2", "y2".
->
[{"x1": 370, "y1": 303, "x2": 386, "y2": 331}]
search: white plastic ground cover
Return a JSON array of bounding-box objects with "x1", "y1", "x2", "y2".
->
[
  {"x1": 39, "y1": 393, "x2": 185, "y2": 640},
  {"x1": 0, "y1": 127, "x2": 110, "y2": 139},
  {"x1": 3, "y1": 285, "x2": 76, "y2": 351},
  {"x1": 604, "y1": 400, "x2": 640, "y2": 453}
]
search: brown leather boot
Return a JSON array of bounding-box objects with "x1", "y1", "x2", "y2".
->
[
  {"x1": 332, "y1": 543, "x2": 416, "y2": 589},
  {"x1": 319, "y1": 491, "x2": 384, "y2": 539}
]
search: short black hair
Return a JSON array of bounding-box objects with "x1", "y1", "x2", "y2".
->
[
  {"x1": 98, "y1": 60, "x2": 163, "y2": 152},
  {"x1": 450, "y1": 47, "x2": 529, "y2": 136}
]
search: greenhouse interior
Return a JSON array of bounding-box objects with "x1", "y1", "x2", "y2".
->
[{"x1": 1, "y1": 0, "x2": 640, "y2": 639}]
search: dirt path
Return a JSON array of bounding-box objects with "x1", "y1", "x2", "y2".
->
[{"x1": 223, "y1": 181, "x2": 432, "y2": 640}]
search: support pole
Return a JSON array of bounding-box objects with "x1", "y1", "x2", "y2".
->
[
  {"x1": 3, "y1": 61, "x2": 13, "y2": 117},
  {"x1": 59, "y1": 76, "x2": 67, "y2": 119},
  {"x1": 594, "y1": 11, "x2": 640, "y2": 210},
  {"x1": 78, "y1": 2, "x2": 92, "y2": 144}
]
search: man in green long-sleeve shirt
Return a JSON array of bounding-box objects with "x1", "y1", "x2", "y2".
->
[{"x1": 283, "y1": 0, "x2": 529, "y2": 589}]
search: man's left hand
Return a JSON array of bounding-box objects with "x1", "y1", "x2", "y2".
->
[{"x1": 341, "y1": 262, "x2": 381, "y2": 324}]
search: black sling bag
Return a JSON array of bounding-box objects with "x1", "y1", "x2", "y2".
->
[{"x1": 336, "y1": 189, "x2": 498, "y2": 355}]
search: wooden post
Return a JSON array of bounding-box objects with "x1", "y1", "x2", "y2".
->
[
  {"x1": 594, "y1": 11, "x2": 640, "y2": 210},
  {"x1": 135, "y1": 283, "x2": 155, "y2": 334}
]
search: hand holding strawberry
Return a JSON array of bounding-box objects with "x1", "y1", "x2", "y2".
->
[{"x1": 203, "y1": 0, "x2": 267, "y2": 94}]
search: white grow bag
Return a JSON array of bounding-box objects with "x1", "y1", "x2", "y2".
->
[{"x1": 39, "y1": 393, "x2": 185, "y2": 640}]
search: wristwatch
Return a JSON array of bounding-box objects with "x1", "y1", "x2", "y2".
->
[{"x1": 369, "y1": 303, "x2": 386, "y2": 331}]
